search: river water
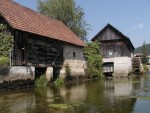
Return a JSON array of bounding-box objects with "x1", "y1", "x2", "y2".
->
[{"x1": 0, "y1": 73, "x2": 150, "y2": 113}]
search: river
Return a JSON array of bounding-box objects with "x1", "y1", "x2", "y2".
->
[{"x1": 0, "y1": 73, "x2": 150, "y2": 113}]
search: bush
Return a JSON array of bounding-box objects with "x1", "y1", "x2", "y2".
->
[
  {"x1": 83, "y1": 41, "x2": 103, "y2": 78},
  {"x1": 0, "y1": 56, "x2": 9, "y2": 68},
  {"x1": 0, "y1": 24, "x2": 13, "y2": 68}
]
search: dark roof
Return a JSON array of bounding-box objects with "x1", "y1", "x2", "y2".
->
[
  {"x1": 91, "y1": 23, "x2": 135, "y2": 49},
  {"x1": 0, "y1": 0, "x2": 85, "y2": 47}
]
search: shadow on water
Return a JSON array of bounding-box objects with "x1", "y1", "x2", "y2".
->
[{"x1": 0, "y1": 73, "x2": 150, "y2": 113}]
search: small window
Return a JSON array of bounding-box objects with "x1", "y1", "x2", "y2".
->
[
  {"x1": 109, "y1": 51, "x2": 113, "y2": 56},
  {"x1": 107, "y1": 50, "x2": 113, "y2": 57},
  {"x1": 73, "y1": 52, "x2": 76, "y2": 58}
]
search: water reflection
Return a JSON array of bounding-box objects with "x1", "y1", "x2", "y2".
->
[
  {"x1": 0, "y1": 90, "x2": 35, "y2": 113},
  {"x1": 0, "y1": 73, "x2": 150, "y2": 113}
]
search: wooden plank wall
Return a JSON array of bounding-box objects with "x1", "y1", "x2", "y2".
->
[
  {"x1": 0, "y1": 17, "x2": 64, "y2": 67},
  {"x1": 26, "y1": 34, "x2": 64, "y2": 67},
  {"x1": 98, "y1": 28, "x2": 131, "y2": 58}
]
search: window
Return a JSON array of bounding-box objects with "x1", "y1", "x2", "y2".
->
[
  {"x1": 73, "y1": 52, "x2": 76, "y2": 58},
  {"x1": 107, "y1": 50, "x2": 113, "y2": 57}
]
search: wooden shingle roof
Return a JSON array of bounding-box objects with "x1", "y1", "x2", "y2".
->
[{"x1": 0, "y1": 0, "x2": 85, "y2": 47}]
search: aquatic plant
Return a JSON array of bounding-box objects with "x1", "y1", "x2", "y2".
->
[
  {"x1": 138, "y1": 96, "x2": 150, "y2": 100},
  {"x1": 53, "y1": 77, "x2": 64, "y2": 87},
  {"x1": 48, "y1": 103, "x2": 72, "y2": 109},
  {"x1": 35, "y1": 73, "x2": 48, "y2": 87},
  {"x1": 48, "y1": 103, "x2": 81, "y2": 109}
]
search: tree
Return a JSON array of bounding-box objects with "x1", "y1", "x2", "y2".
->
[
  {"x1": 83, "y1": 41, "x2": 103, "y2": 78},
  {"x1": 142, "y1": 41, "x2": 147, "y2": 64},
  {"x1": 37, "y1": 0, "x2": 89, "y2": 41},
  {"x1": 0, "y1": 24, "x2": 13, "y2": 67}
]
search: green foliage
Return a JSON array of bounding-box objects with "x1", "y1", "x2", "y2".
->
[
  {"x1": 83, "y1": 41, "x2": 103, "y2": 78},
  {"x1": 134, "y1": 43, "x2": 150, "y2": 55},
  {"x1": 142, "y1": 41, "x2": 148, "y2": 64},
  {"x1": 48, "y1": 103, "x2": 81, "y2": 109},
  {"x1": 54, "y1": 77, "x2": 64, "y2": 87},
  {"x1": 37, "y1": 0, "x2": 90, "y2": 41},
  {"x1": 0, "y1": 56, "x2": 9, "y2": 68},
  {"x1": 35, "y1": 74, "x2": 48, "y2": 87},
  {"x1": 48, "y1": 103, "x2": 72, "y2": 109},
  {"x1": 0, "y1": 24, "x2": 13, "y2": 67}
]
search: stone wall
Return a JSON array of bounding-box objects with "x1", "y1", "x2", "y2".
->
[
  {"x1": 60, "y1": 44, "x2": 86, "y2": 78},
  {"x1": 0, "y1": 66, "x2": 35, "y2": 91},
  {"x1": 103, "y1": 57, "x2": 132, "y2": 76}
]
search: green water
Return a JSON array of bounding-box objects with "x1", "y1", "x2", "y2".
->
[{"x1": 0, "y1": 73, "x2": 150, "y2": 113}]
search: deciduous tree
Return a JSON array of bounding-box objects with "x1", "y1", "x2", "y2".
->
[
  {"x1": 142, "y1": 41, "x2": 147, "y2": 64},
  {"x1": 37, "y1": 0, "x2": 89, "y2": 41}
]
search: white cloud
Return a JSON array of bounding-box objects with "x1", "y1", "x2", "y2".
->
[{"x1": 130, "y1": 23, "x2": 144, "y2": 31}]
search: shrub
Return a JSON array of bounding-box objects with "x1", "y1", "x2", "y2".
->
[
  {"x1": 83, "y1": 41, "x2": 103, "y2": 78},
  {"x1": 0, "y1": 24, "x2": 13, "y2": 68},
  {"x1": 0, "y1": 56, "x2": 9, "y2": 68}
]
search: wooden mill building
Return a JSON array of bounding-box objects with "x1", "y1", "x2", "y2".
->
[
  {"x1": 92, "y1": 24, "x2": 135, "y2": 76},
  {"x1": 0, "y1": 0, "x2": 86, "y2": 81}
]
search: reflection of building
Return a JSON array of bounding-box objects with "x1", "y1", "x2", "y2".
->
[
  {"x1": 0, "y1": 92, "x2": 35, "y2": 113},
  {"x1": 105, "y1": 78, "x2": 133, "y2": 96},
  {"x1": 92, "y1": 24, "x2": 135, "y2": 76},
  {"x1": 60, "y1": 83, "x2": 87, "y2": 102},
  {"x1": 46, "y1": 83, "x2": 87, "y2": 103}
]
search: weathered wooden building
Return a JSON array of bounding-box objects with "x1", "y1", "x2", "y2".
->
[
  {"x1": 92, "y1": 24, "x2": 135, "y2": 76},
  {"x1": 0, "y1": 0, "x2": 86, "y2": 81}
]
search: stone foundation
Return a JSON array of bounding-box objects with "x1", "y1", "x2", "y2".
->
[
  {"x1": 103, "y1": 57, "x2": 132, "y2": 77},
  {"x1": 0, "y1": 66, "x2": 35, "y2": 91},
  {"x1": 0, "y1": 79, "x2": 34, "y2": 91},
  {"x1": 46, "y1": 67, "x2": 53, "y2": 81}
]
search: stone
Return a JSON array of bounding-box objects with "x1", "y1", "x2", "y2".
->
[{"x1": 46, "y1": 67, "x2": 53, "y2": 82}]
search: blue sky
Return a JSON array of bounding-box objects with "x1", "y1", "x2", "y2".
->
[{"x1": 14, "y1": 0, "x2": 150, "y2": 48}]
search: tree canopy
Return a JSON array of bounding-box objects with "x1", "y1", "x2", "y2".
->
[
  {"x1": 37, "y1": 0, "x2": 89, "y2": 41},
  {"x1": 142, "y1": 41, "x2": 148, "y2": 64}
]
